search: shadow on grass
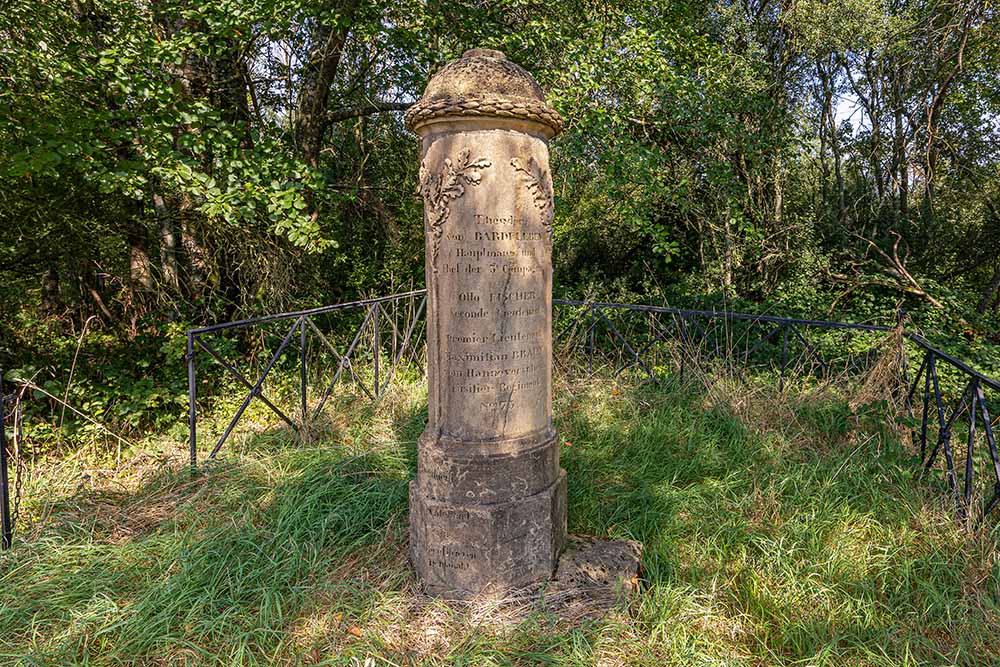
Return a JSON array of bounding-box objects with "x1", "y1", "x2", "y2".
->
[
  {"x1": 0, "y1": 392, "x2": 430, "y2": 664},
  {"x1": 1, "y1": 375, "x2": 997, "y2": 666}
]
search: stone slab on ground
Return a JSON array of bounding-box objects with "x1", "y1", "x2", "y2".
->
[
  {"x1": 540, "y1": 535, "x2": 644, "y2": 618},
  {"x1": 403, "y1": 535, "x2": 643, "y2": 627},
  {"x1": 552, "y1": 535, "x2": 643, "y2": 591}
]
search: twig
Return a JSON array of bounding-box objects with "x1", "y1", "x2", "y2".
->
[
  {"x1": 830, "y1": 434, "x2": 877, "y2": 484},
  {"x1": 61, "y1": 315, "x2": 97, "y2": 428},
  {"x1": 17, "y1": 380, "x2": 134, "y2": 448}
]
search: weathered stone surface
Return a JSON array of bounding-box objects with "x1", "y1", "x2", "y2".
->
[
  {"x1": 408, "y1": 49, "x2": 566, "y2": 598},
  {"x1": 410, "y1": 471, "x2": 566, "y2": 599},
  {"x1": 404, "y1": 49, "x2": 563, "y2": 135},
  {"x1": 400, "y1": 535, "x2": 643, "y2": 628},
  {"x1": 552, "y1": 536, "x2": 643, "y2": 593}
]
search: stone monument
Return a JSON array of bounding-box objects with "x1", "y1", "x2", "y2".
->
[{"x1": 406, "y1": 48, "x2": 567, "y2": 598}]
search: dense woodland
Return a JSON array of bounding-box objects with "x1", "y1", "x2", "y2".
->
[
  {"x1": 1, "y1": 0, "x2": 999, "y2": 435},
  {"x1": 4, "y1": 5, "x2": 1000, "y2": 663}
]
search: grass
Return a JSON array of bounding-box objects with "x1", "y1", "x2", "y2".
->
[{"x1": 1, "y1": 367, "x2": 999, "y2": 666}]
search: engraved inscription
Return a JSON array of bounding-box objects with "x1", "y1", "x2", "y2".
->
[
  {"x1": 438, "y1": 192, "x2": 550, "y2": 433},
  {"x1": 427, "y1": 544, "x2": 478, "y2": 571},
  {"x1": 427, "y1": 506, "x2": 472, "y2": 521}
]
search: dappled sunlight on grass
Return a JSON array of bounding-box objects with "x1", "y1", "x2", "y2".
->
[{"x1": 0, "y1": 372, "x2": 998, "y2": 665}]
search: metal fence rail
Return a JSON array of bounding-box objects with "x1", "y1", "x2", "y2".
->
[
  {"x1": 127, "y1": 291, "x2": 969, "y2": 531},
  {"x1": 185, "y1": 290, "x2": 1000, "y2": 525},
  {"x1": 552, "y1": 299, "x2": 899, "y2": 386},
  {"x1": 551, "y1": 299, "x2": 1000, "y2": 525},
  {"x1": 906, "y1": 347, "x2": 1000, "y2": 523},
  {"x1": 2, "y1": 293, "x2": 995, "y2": 551},
  {"x1": 186, "y1": 290, "x2": 427, "y2": 467}
]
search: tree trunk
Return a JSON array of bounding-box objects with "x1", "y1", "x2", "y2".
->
[
  {"x1": 977, "y1": 263, "x2": 1000, "y2": 314},
  {"x1": 294, "y1": 1, "x2": 359, "y2": 168},
  {"x1": 126, "y1": 216, "x2": 154, "y2": 293},
  {"x1": 723, "y1": 210, "x2": 733, "y2": 297},
  {"x1": 41, "y1": 267, "x2": 61, "y2": 315},
  {"x1": 829, "y1": 111, "x2": 845, "y2": 224},
  {"x1": 894, "y1": 91, "x2": 907, "y2": 219},
  {"x1": 863, "y1": 54, "x2": 884, "y2": 205},
  {"x1": 214, "y1": 49, "x2": 253, "y2": 149},
  {"x1": 179, "y1": 194, "x2": 209, "y2": 301},
  {"x1": 773, "y1": 154, "x2": 783, "y2": 231},
  {"x1": 820, "y1": 57, "x2": 845, "y2": 224},
  {"x1": 153, "y1": 191, "x2": 180, "y2": 293}
]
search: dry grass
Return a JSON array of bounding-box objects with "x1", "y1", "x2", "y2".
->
[{"x1": 1, "y1": 368, "x2": 998, "y2": 666}]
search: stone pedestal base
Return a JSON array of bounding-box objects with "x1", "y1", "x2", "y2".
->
[{"x1": 410, "y1": 470, "x2": 566, "y2": 599}]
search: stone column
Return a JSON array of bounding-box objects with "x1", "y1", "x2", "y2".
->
[{"x1": 406, "y1": 49, "x2": 566, "y2": 598}]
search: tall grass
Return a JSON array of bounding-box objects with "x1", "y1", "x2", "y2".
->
[{"x1": 1, "y1": 369, "x2": 998, "y2": 666}]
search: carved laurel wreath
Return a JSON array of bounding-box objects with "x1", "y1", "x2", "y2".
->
[
  {"x1": 419, "y1": 149, "x2": 492, "y2": 271},
  {"x1": 510, "y1": 156, "x2": 554, "y2": 241}
]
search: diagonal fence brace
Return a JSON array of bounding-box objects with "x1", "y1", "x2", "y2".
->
[{"x1": 208, "y1": 317, "x2": 303, "y2": 460}]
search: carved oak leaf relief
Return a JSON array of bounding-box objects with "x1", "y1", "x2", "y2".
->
[
  {"x1": 510, "y1": 156, "x2": 554, "y2": 241},
  {"x1": 419, "y1": 149, "x2": 492, "y2": 271}
]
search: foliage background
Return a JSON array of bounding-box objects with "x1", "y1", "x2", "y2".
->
[{"x1": 1, "y1": 0, "x2": 999, "y2": 437}]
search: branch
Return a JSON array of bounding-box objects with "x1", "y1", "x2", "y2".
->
[
  {"x1": 18, "y1": 380, "x2": 134, "y2": 448},
  {"x1": 853, "y1": 230, "x2": 946, "y2": 309},
  {"x1": 326, "y1": 101, "x2": 411, "y2": 123}
]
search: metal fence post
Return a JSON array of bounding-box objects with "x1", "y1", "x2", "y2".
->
[
  {"x1": 300, "y1": 317, "x2": 308, "y2": 428},
  {"x1": 964, "y1": 378, "x2": 979, "y2": 520},
  {"x1": 373, "y1": 304, "x2": 381, "y2": 398},
  {"x1": 1, "y1": 374, "x2": 12, "y2": 550},
  {"x1": 679, "y1": 316, "x2": 687, "y2": 381},
  {"x1": 588, "y1": 306, "x2": 595, "y2": 375},
  {"x1": 187, "y1": 332, "x2": 197, "y2": 470},
  {"x1": 920, "y1": 351, "x2": 932, "y2": 462},
  {"x1": 779, "y1": 323, "x2": 789, "y2": 392},
  {"x1": 897, "y1": 309, "x2": 908, "y2": 390}
]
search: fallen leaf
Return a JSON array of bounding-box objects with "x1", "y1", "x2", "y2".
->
[{"x1": 346, "y1": 625, "x2": 363, "y2": 638}]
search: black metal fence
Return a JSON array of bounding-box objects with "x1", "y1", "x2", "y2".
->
[
  {"x1": 906, "y1": 346, "x2": 1000, "y2": 523},
  {"x1": 1, "y1": 374, "x2": 24, "y2": 550},
  {"x1": 552, "y1": 299, "x2": 902, "y2": 386},
  {"x1": 552, "y1": 299, "x2": 1000, "y2": 525},
  {"x1": 184, "y1": 290, "x2": 1000, "y2": 526},
  {"x1": 185, "y1": 290, "x2": 427, "y2": 467},
  {"x1": 3, "y1": 291, "x2": 997, "y2": 551}
]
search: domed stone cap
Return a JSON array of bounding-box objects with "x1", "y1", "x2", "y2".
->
[{"x1": 405, "y1": 49, "x2": 563, "y2": 135}]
